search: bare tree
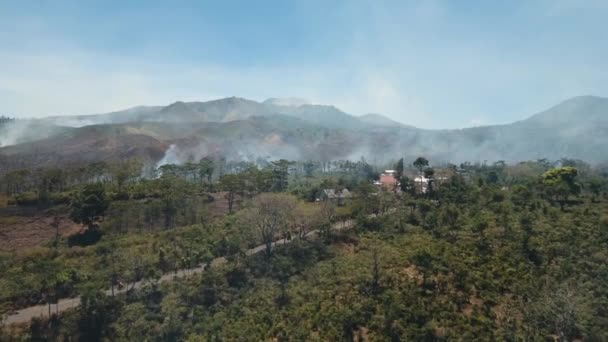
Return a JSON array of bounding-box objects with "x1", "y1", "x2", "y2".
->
[
  {"x1": 51, "y1": 214, "x2": 61, "y2": 252},
  {"x1": 319, "y1": 201, "x2": 336, "y2": 242},
  {"x1": 242, "y1": 193, "x2": 296, "y2": 257},
  {"x1": 292, "y1": 202, "x2": 323, "y2": 239},
  {"x1": 219, "y1": 174, "x2": 242, "y2": 214},
  {"x1": 530, "y1": 280, "x2": 591, "y2": 341}
]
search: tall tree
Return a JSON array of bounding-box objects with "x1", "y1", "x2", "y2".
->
[
  {"x1": 110, "y1": 160, "x2": 142, "y2": 195},
  {"x1": 158, "y1": 175, "x2": 186, "y2": 229},
  {"x1": 542, "y1": 167, "x2": 580, "y2": 210},
  {"x1": 319, "y1": 201, "x2": 336, "y2": 242},
  {"x1": 303, "y1": 161, "x2": 315, "y2": 178},
  {"x1": 395, "y1": 158, "x2": 404, "y2": 179},
  {"x1": 399, "y1": 176, "x2": 416, "y2": 195},
  {"x1": 413, "y1": 157, "x2": 429, "y2": 175},
  {"x1": 69, "y1": 183, "x2": 109, "y2": 246},
  {"x1": 70, "y1": 183, "x2": 109, "y2": 230},
  {"x1": 423, "y1": 167, "x2": 435, "y2": 194},
  {"x1": 198, "y1": 157, "x2": 214, "y2": 189},
  {"x1": 270, "y1": 159, "x2": 292, "y2": 192},
  {"x1": 240, "y1": 193, "x2": 296, "y2": 257},
  {"x1": 219, "y1": 174, "x2": 242, "y2": 214},
  {"x1": 586, "y1": 177, "x2": 605, "y2": 203},
  {"x1": 413, "y1": 157, "x2": 429, "y2": 193}
]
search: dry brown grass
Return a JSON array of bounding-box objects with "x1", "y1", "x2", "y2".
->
[
  {"x1": 0, "y1": 214, "x2": 81, "y2": 251},
  {"x1": 0, "y1": 194, "x2": 8, "y2": 208}
]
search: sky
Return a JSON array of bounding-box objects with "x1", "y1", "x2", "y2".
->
[{"x1": 1, "y1": 0, "x2": 607, "y2": 129}]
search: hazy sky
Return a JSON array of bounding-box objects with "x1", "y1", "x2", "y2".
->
[{"x1": 1, "y1": 0, "x2": 607, "y2": 128}]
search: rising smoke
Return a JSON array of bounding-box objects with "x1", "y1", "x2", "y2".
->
[{"x1": 1, "y1": 96, "x2": 607, "y2": 169}]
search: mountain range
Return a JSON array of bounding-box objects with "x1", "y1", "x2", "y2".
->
[{"x1": 1, "y1": 95, "x2": 607, "y2": 173}]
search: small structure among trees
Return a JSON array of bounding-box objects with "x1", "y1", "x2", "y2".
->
[
  {"x1": 374, "y1": 170, "x2": 399, "y2": 190},
  {"x1": 414, "y1": 175, "x2": 430, "y2": 193},
  {"x1": 318, "y1": 188, "x2": 352, "y2": 205}
]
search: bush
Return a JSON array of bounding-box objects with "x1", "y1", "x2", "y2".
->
[
  {"x1": 48, "y1": 192, "x2": 71, "y2": 205},
  {"x1": 14, "y1": 192, "x2": 39, "y2": 206},
  {"x1": 68, "y1": 226, "x2": 103, "y2": 247}
]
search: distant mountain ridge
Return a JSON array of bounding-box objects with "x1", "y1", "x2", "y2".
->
[
  {"x1": 358, "y1": 113, "x2": 412, "y2": 128},
  {"x1": 41, "y1": 97, "x2": 403, "y2": 130},
  {"x1": 263, "y1": 97, "x2": 311, "y2": 107},
  {"x1": 1, "y1": 95, "x2": 607, "y2": 173}
]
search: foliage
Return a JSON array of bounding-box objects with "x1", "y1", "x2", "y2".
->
[
  {"x1": 69, "y1": 183, "x2": 109, "y2": 227},
  {"x1": 1, "y1": 157, "x2": 608, "y2": 341},
  {"x1": 542, "y1": 166, "x2": 581, "y2": 210}
]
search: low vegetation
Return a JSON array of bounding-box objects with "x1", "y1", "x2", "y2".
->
[{"x1": 0, "y1": 156, "x2": 607, "y2": 340}]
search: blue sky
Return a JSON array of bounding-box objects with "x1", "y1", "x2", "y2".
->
[{"x1": 1, "y1": 0, "x2": 607, "y2": 128}]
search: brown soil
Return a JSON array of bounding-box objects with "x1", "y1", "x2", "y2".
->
[
  {"x1": 334, "y1": 242, "x2": 357, "y2": 255},
  {"x1": 401, "y1": 264, "x2": 423, "y2": 284},
  {"x1": 353, "y1": 327, "x2": 370, "y2": 342},
  {"x1": 0, "y1": 212, "x2": 81, "y2": 251},
  {"x1": 206, "y1": 192, "x2": 246, "y2": 219},
  {"x1": 0, "y1": 193, "x2": 235, "y2": 251},
  {"x1": 462, "y1": 295, "x2": 483, "y2": 317},
  {"x1": 206, "y1": 192, "x2": 232, "y2": 219}
]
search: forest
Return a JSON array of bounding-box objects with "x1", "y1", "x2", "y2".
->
[{"x1": 0, "y1": 156, "x2": 607, "y2": 341}]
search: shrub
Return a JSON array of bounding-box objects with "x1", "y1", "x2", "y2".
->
[{"x1": 14, "y1": 192, "x2": 39, "y2": 206}]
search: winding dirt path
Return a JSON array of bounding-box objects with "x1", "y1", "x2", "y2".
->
[{"x1": 2, "y1": 219, "x2": 354, "y2": 325}]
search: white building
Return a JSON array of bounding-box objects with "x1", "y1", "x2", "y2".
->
[{"x1": 414, "y1": 176, "x2": 430, "y2": 193}]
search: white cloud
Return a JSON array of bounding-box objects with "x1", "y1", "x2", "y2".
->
[{"x1": 1, "y1": 1, "x2": 607, "y2": 130}]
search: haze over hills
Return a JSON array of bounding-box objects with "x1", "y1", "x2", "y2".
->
[
  {"x1": 358, "y1": 113, "x2": 412, "y2": 128},
  {"x1": 1, "y1": 95, "x2": 607, "y2": 173},
  {"x1": 40, "y1": 97, "x2": 373, "y2": 130}
]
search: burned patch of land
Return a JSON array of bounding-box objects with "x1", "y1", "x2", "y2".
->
[{"x1": 0, "y1": 208, "x2": 81, "y2": 250}]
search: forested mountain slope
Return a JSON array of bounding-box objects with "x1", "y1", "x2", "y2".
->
[{"x1": 1, "y1": 96, "x2": 607, "y2": 173}]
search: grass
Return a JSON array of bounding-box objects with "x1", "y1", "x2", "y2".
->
[
  {"x1": 0, "y1": 216, "x2": 22, "y2": 225},
  {"x1": 0, "y1": 194, "x2": 8, "y2": 208}
]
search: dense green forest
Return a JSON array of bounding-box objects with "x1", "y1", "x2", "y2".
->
[{"x1": 0, "y1": 156, "x2": 607, "y2": 341}]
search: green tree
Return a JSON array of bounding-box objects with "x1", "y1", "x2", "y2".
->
[
  {"x1": 77, "y1": 291, "x2": 118, "y2": 341},
  {"x1": 423, "y1": 167, "x2": 435, "y2": 194},
  {"x1": 399, "y1": 176, "x2": 416, "y2": 195},
  {"x1": 70, "y1": 183, "x2": 109, "y2": 229},
  {"x1": 395, "y1": 158, "x2": 404, "y2": 179},
  {"x1": 542, "y1": 167, "x2": 580, "y2": 210},
  {"x1": 158, "y1": 175, "x2": 186, "y2": 229},
  {"x1": 411, "y1": 250, "x2": 435, "y2": 286},
  {"x1": 198, "y1": 157, "x2": 215, "y2": 189},
  {"x1": 586, "y1": 177, "x2": 605, "y2": 202},
  {"x1": 303, "y1": 161, "x2": 315, "y2": 178},
  {"x1": 413, "y1": 157, "x2": 429, "y2": 174},
  {"x1": 511, "y1": 184, "x2": 534, "y2": 208},
  {"x1": 110, "y1": 159, "x2": 142, "y2": 195},
  {"x1": 2, "y1": 169, "x2": 30, "y2": 195},
  {"x1": 271, "y1": 159, "x2": 292, "y2": 192},
  {"x1": 413, "y1": 157, "x2": 429, "y2": 193}
]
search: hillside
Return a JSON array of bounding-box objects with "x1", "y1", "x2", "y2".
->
[
  {"x1": 359, "y1": 113, "x2": 411, "y2": 128},
  {"x1": 1, "y1": 96, "x2": 607, "y2": 172},
  {"x1": 0, "y1": 124, "x2": 167, "y2": 172}
]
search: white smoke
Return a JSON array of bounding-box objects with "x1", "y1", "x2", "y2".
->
[
  {"x1": 0, "y1": 121, "x2": 28, "y2": 147},
  {"x1": 0, "y1": 120, "x2": 57, "y2": 147},
  {"x1": 49, "y1": 117, "x2": 101, "y2": 128},
  {"x1": 264, "y1": 97, "x2": 311, "y2": 107},
  {"x1": 155, "y1": 144, "x2": 182, "y2": 169}
]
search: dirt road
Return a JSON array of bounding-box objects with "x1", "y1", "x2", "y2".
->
[{"x1": 2, "y1": 219, "x2": 354, "y2": 325}]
